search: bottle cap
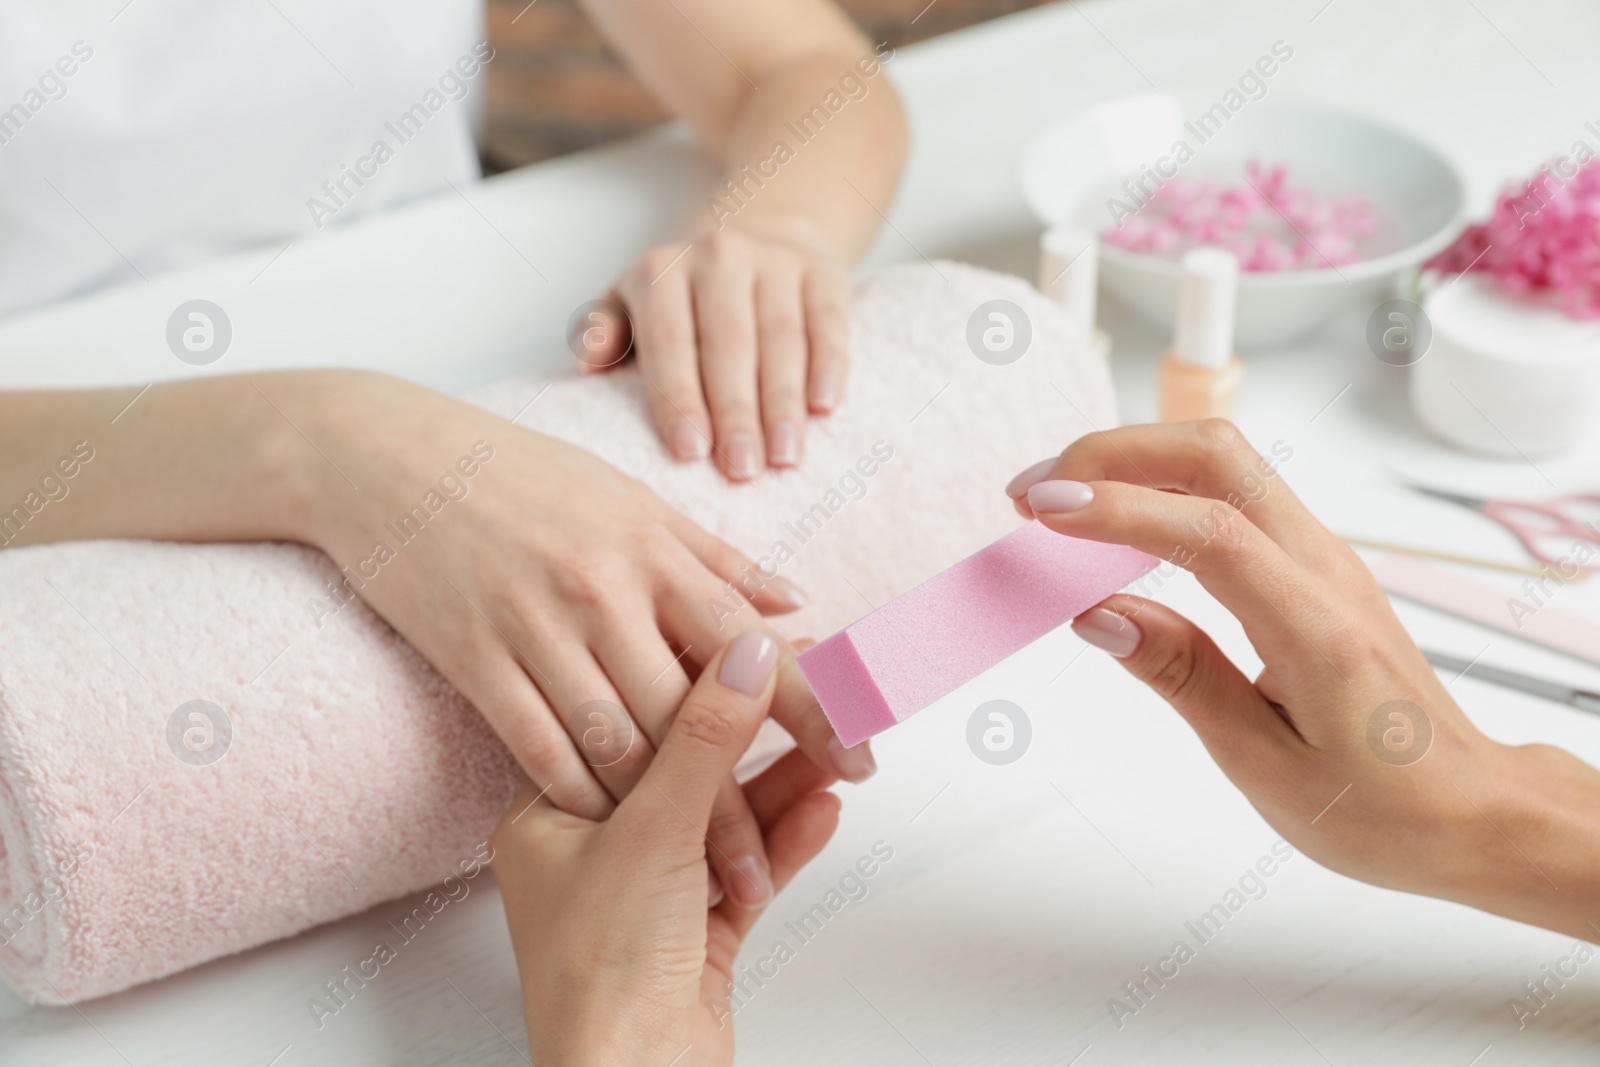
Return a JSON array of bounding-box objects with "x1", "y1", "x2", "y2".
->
[
  {"x1": 1173, "y1": 247, "x2": 1238, "y2": 369},
  {"x1": 1039, "y1": 226, "x2": 1098, "y2": 336}
]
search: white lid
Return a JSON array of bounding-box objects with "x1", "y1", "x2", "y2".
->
[
  {"x1": 1427, "y1": 273, "x2": 1600, "y2": 364},
  {"x1": 1172, "y1": 247, "x2": 1238, "y2": 369},
  {"x1": 1039, "y1": 225, "x2": 1099, "y2": 335}
]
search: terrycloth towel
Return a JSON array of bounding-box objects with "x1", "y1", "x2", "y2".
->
[{"x1": 0, "y1": 261, "x2": 1118, "y2": 1004}]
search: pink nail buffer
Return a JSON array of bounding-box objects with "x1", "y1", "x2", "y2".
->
[{"x1": 799, "y1": 521, "x2": 1158, "y2": 746}]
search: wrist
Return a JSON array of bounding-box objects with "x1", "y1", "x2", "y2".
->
[
  {"x1": 1447, "y1": 738, "x2": 1600, "y2": 940},
  {"x1": 526, "y1": 1005, "x2": 675, "y2": 1067},
  {"x1": 702, "y1": 210, "x2": 838, "y2": 261},
  {"x1": 256, "y1": 368, "x2": 394, "y2": 553}
]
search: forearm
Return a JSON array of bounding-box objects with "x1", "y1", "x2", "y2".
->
[
  {"x1": 0, "y1": 371, "x2": 345, "y2": 550},
  {"x1": 698, "y1": 48, "x2": 906, "y2": 262}
]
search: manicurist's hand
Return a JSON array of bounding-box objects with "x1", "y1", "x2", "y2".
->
[
  {"x1": 1006, "y1": 419, "x2": 1600, "y2": 941},
  {"x1": 493, "y1": 630, "x2": 842, "y2": 1067},
  {"x1": 0, "y1": 371, "x2": 876, "y2": 911},
  {"x1": 584, "y1": 225, "x2": 850, "y2": 480}
]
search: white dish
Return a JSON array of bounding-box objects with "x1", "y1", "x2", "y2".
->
[{"x1": 1022, "y1": 94, "x2": 1468, "y2": 348}]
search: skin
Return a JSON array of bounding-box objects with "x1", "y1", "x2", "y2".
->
[
  {"x1": 1011, "y1": 420, "x2": 1600, "y2": 941},
  {"x1": 493, "y1": 631, "x2": 841, "y2": 1066},
  {"x1": 574, "y1": 0, "x2": 907, "y2": 480},
  {"x1": 0, "y1": 371, "x2": 876, "y2": 909},
  {"x1": 0, "y1": 0, "x2": 896, "y2": 905},
  {"x1": 494, "y1": 419, "x2": 1600, "y2": 1063}
]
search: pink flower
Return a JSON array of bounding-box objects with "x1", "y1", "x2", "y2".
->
[
  {"x1": 1102, "y1": 159, "x2": 1374, "y2": 271},
  {"x1": 1426, "y1": 159, "x2": 1600, "y2": 319}
]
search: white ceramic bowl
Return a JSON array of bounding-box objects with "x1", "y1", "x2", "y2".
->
[{"x1": 1022, "y1": 94, "x2": 1467, "y2": 348}]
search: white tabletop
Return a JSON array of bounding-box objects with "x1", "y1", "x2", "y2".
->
[{"x1": 5, "y1": 0, "x2": 1600, "y2": 1063}]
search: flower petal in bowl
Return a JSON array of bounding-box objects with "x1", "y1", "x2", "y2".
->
[{"x1": 1022, "y1": 94, "x2": 1468, "y2": 348}]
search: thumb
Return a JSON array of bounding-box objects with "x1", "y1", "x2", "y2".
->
[
  {"x1": 627, "y1": 630, "x2": 779, "y2": 841},
  {"x1": 1071, "y1": 594, "x2": 1297, "y2": 783},
  {"x1": 570, "y1": 290, "x2": 633, "y2": 373}
]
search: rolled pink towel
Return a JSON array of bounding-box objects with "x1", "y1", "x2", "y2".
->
[{"x1": 0, "y1": 261, "x2": 1119, "y2": 1004}]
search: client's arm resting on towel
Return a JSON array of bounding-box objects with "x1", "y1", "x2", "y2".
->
[
  {"x1": 1011, "y1": 420, "x2": 1600, "y2": 943},
  {"x1": 0, "y1": 371, "x2": 876, "y2": 911},
  {"x1": 493, "y1": 630, "x2": 841, "y2": 1067},
  {"x1": 575, "y1": 0, "x2": 906, "y2": 481}
]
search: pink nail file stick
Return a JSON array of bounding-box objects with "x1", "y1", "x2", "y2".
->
[
  {"x1": 1368, "y1": 554, "x2": 1600, "y2": 666},
  {"x1": 798, "y1": 521, "x2": 1159, "y2": 747}
]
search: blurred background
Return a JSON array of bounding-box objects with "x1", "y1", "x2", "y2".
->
[{"x1": 481, "y1": 0, "x2": 1047, "y2": 167}]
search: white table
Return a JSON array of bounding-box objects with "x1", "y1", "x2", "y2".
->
[{"x1": 6, "y1": 0, "x2": 1600, "y2": 1063}]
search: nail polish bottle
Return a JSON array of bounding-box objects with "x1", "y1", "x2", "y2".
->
[
  {"x1": 1159, "y1": 247, "x2": 1243, "y2": 422},
  {"x1": 1039, "y1": 225, "x2": 1111, "y2": 360}
]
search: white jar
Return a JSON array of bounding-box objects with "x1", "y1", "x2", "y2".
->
[{"x1": 1413, "y1": 274, "x2": 1600, "y2": 458}]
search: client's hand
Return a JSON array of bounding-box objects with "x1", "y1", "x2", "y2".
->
[
  {"x1": 0, "y1": 370, "x2": 874, "y2": 910},
  {"x1": 1007, "y1": 419, "x2": 1600, "y2": 941},
  {"x1": 577, "y1": 226, "x2": 850, "y2": 481},
  {"x1": 493, "y1": 630, "x2": 841, "y2": 1066},
  {"x1": 281, "y1": 372, "x2": 874, "y2": 909}
]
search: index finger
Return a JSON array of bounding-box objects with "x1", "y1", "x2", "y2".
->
[
  {"x1": 1016, "y1": 421, "x2": 1341, "y2": 573},
  {"x1": 1028, "y1": 477, "x2": 1359, "y2": 684}
]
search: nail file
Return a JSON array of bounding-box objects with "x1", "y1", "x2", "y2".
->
[
  {"x1": 798, "y1": 521, "x2": 1159, "y2": 746},
  {"x1": 1370, "y1": 554, "x2": 1600, "y2": 667}
]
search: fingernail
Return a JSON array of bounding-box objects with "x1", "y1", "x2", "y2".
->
[
  {"x1": 726, "y1": 433, "x2": 760, "y2": 480},
  {"x1": 719, "y1": 630, "x2": 778, "y2": 696},
  {"x1": 730, "y1": 854, "x2": 774, "y2": 908},
  {"x1": 1005, "y1": 457, "x2": 1058, "y2": 498},
  {"x1": 1028, "y1": 479, "x2": 1095, "y2": 514},
  {"x1": 810, "y1": 374, "x2": 841, "y2": 411},
  {"x1": 827, "y1": 735, "x2": 877, "y2": 782},
  {"x1": 769, "y1": 421, "x2": 801, "y2": 466},
  {"x1": 763, "y1": 575, "x2": 809, "y2": 610},
  {"x1": 708, "y1": 864, "x2": 725, "y2": 908},
  {"x1": 1072, "y1": 606, "x2": 1141, "y2": 658},
  {"x1": 670, "y1": 418, "x2": 709, "y2": 461}
]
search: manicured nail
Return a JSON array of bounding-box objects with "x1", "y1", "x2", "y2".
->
[
  {"x1": 730, "y1": 854, "x2": 774, "y2": 908},
  {"x1": 769, "y1": 421, "x2": 801, "y2": 466},
  {"x1": 719, "y1": 631, "x2": 778, "y2": 696},
  {"x1": 828, "y1": 735, "x2": 877, "y2": 782},
  {"x1": 708, "y1": 864, "x2": 725, "y2": 908},
  {"x1": 762, "y1": 575, "x2": 809, "y2": 611},
  {"x1": 670, "y1": 418, "x2": 709, "y2": 461},
  {"x1": 1005, "y1": 457, "x2": 1058, "y2": 498},
  {"x1": 1072, "y1": 606, "x2": 1141, "y2": 658},
  {"x1": 810, "y1": 374, "x2": 841, "y2": 411},
  {"x1": 1028, "y1": 479, "x2": 1095, "y2": 514},
  {"x1": 726, "y1": 432, "x2": 760, "y2": 480}
]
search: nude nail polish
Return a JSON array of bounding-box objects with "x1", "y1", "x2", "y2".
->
[
  {"x1": 671, "y1": 418, "x2": 708, "y2": 461},
  {"x1": 810, "y1": 374, "x2": 841, "y2": 411},
  {"x1": 725, "y1": 433, "x2": 760, "y2": 479},
  {"x1": 769, "y1": 421, "x2": 800, "y2": 466},
  {"x1": 1039, "y1": 225, "x2": 1113, "y2": 361},
  {"x1": 827, "y1": 735, "x2": 877, "y2": 782},
  {"x1": 730, "y1": 854, "x2": 773, "y2": 907},
  {"x1": 1027, "y1": 479, "x2": 1094, "y2": 514},
  {"x1": 1072, "y1": 605, "x2": 1141, "y2": 658},
  {"x1": 719, "y1": 631, "x2": 777, "y2": 695},
  {"x1": 1005, "y1": 457, "x2": 1058, "y2": 499},
  {"x1": 1159, "y1": 248, "x2": 1243, "y2": 423},
  {"x1": 762, "y1": 575, "x2": 809, "y2": 610}
]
